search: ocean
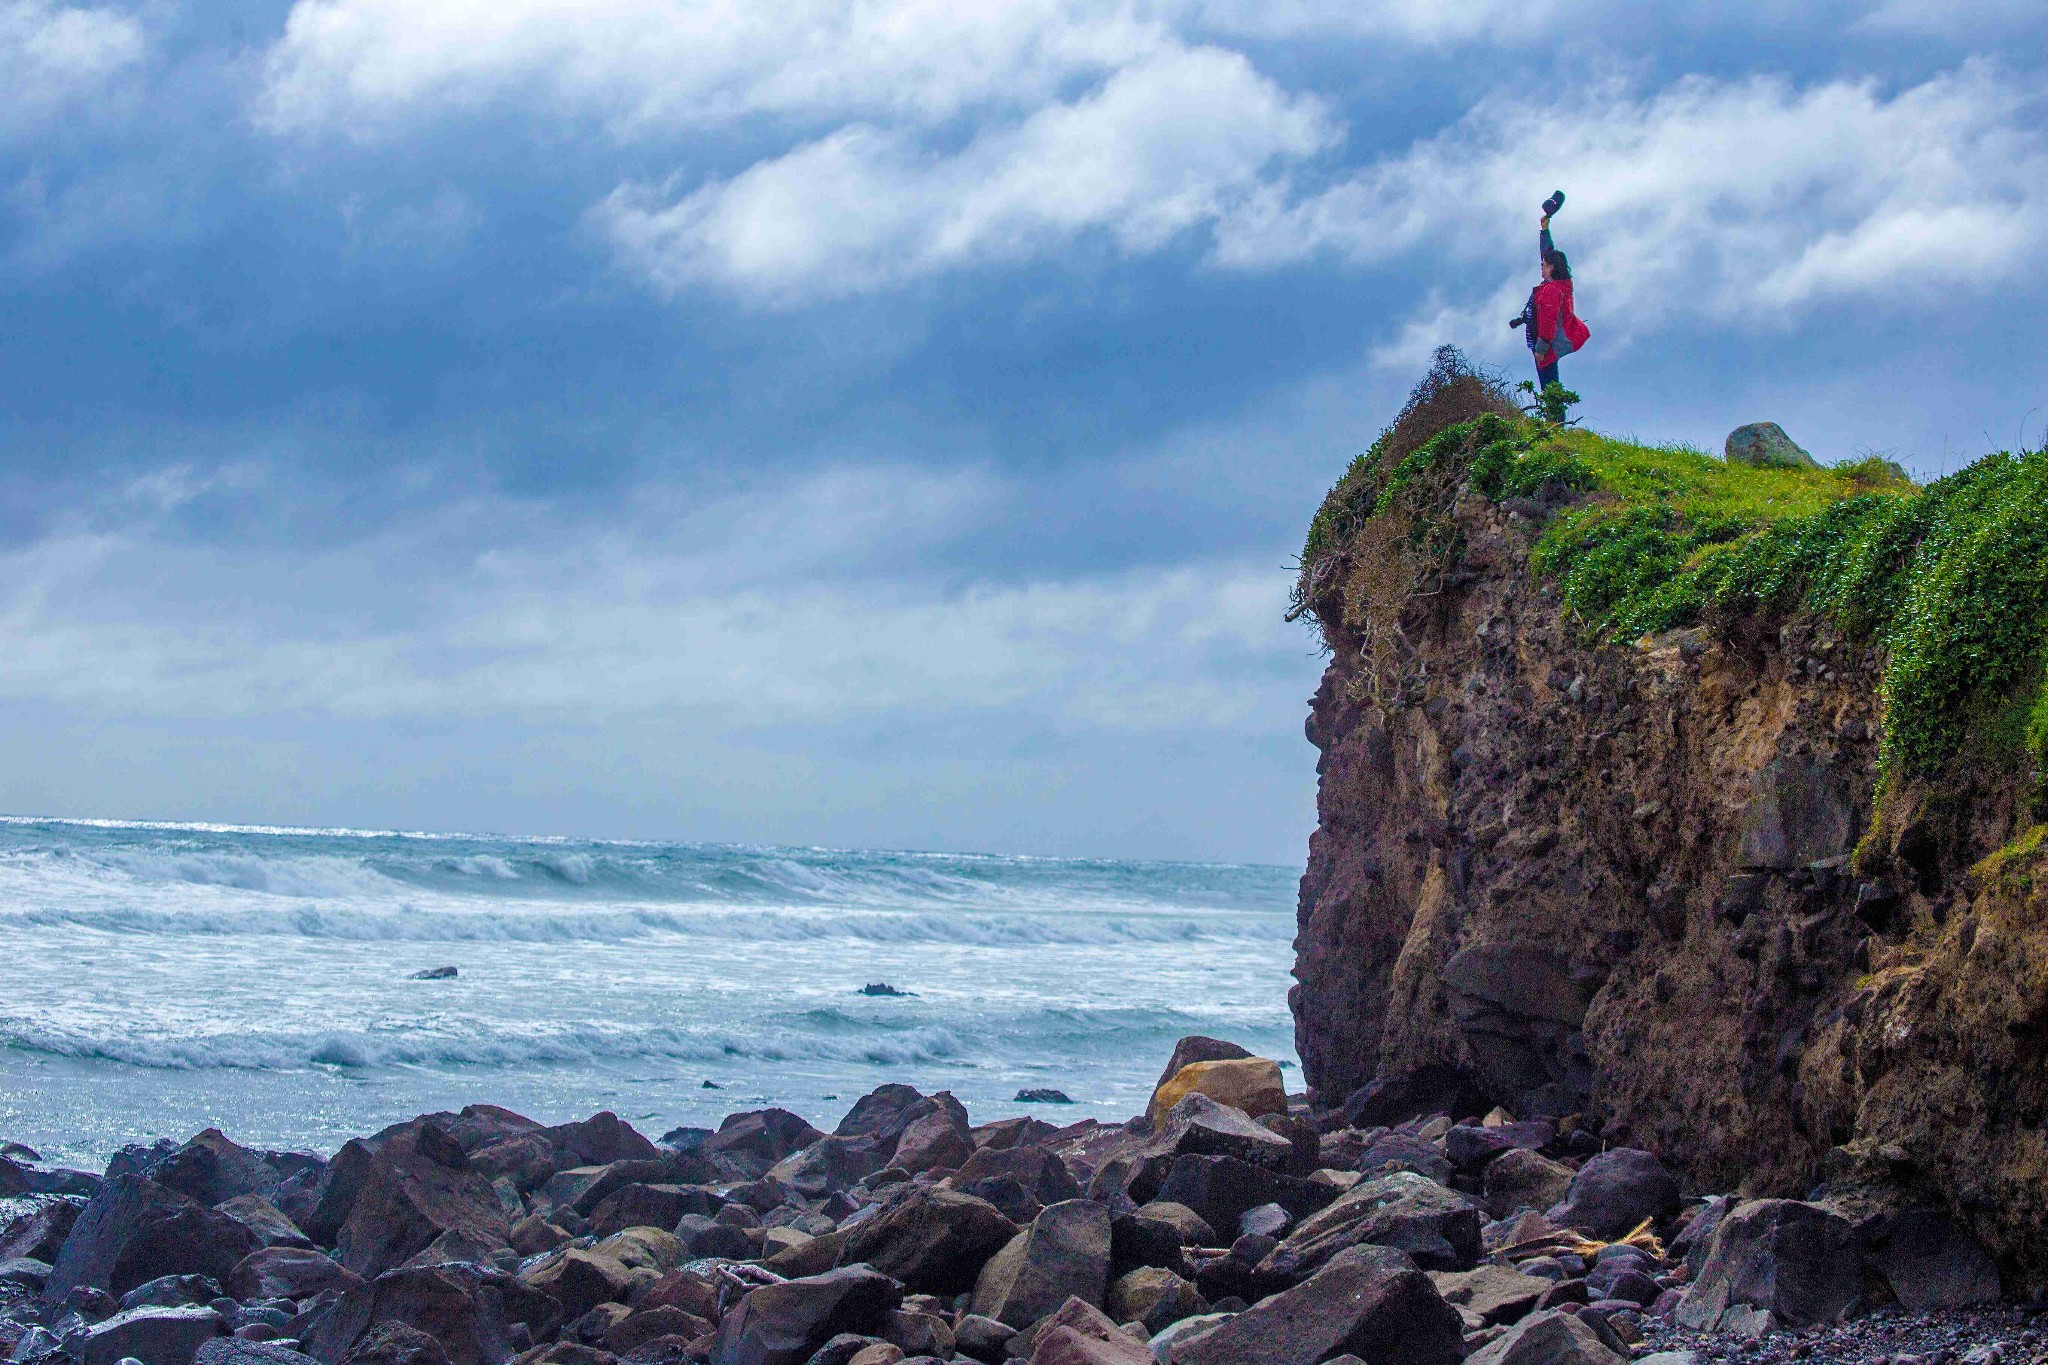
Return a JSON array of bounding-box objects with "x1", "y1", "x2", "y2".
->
[{"x1": 0, "y1": 817, "x2": 1301, "y2": 1167}]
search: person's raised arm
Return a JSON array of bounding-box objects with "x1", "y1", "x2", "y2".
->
[{"x1": 1540, "y1": 216, "x2": 1555, "y2": 263}]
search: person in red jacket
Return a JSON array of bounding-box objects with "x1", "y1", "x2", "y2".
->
[{"x1": 1517, "y1": 212, "x2": 1590, "y2": 392}]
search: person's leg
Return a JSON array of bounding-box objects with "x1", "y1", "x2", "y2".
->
[{"x1": 1537, "y1": 359, "x2": 1559, "y2": 390}]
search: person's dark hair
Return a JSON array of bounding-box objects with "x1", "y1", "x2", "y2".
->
[{"x1": 1544, "y1": 249, "x2": 1571, "y2": 281}]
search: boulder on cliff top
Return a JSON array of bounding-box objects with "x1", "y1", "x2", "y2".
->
[
  {"x1": 1675, "y1": 1198, "x2": 1861, "y2": 1331},
  {"x1": 1724, "y1": 423, "x2": 1817, "y2": 470},
  {"x1": 1148, "y1": 1061, "x2": 1286, "y2": 1129},
  {"x1": 1168, "y1": 1244, "x2": 1464, "y2": 1365}
]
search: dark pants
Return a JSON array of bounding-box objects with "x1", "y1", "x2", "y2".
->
[{"x1": 1536, "y1": 357, "x2": 1559, "y2": 390}]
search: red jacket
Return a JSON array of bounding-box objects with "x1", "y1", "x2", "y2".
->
[{"x1": 1530, "y1": 278, "x2": 1590, "y2": 360}]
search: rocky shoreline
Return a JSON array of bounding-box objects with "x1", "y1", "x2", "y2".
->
[{"x1": 0, "y1": 1040, "x2": 2024, "y2": 1365}]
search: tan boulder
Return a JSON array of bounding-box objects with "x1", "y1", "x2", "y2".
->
[{"x1": 1147, "y1": 1058, "x2": 1286, "y2": 1127}]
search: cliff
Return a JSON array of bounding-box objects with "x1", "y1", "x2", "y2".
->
[{"x1": 1290, "y1": 350, "x2": 2048, "y2": 1281}]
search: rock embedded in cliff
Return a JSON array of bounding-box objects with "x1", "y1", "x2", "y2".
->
[
  {"x1": 1676, "y1": 1199, "x2": 1861, "y2": 1331},
  {"x1": 1724, "y1": 423, "x2": 1818, "y2": 470},
  {"x1": 1736, "y1": 756, "x2": 1854, "y2": 871},
  {"x1": 1440, "y1": 947, "x2": 1592, "y2": 1111}
]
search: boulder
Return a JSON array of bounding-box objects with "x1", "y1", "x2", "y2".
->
[
  {"x1": 566, "y1": 1162, "x2": 684, "y2": 1221},
  {"x1": 228, "y1": 1247, "x2": 367, "y2": 1302},
  {"x1": 1105, "y1": 1267, "x2": 1206, "y2": 1335},
  {"x1": 703, "y1": 1112, "x2": 828, "y2": 1182},
  {"x1": 1169, "y1": 1246, "x2": 1464, "y2": 1365},
  {"x1": 1675, "y1": 1200, "x2": 1861, "y2": 1331},
  {"x1": 1150, "y1": 1157, "x2": 1334, "y2": 1242},
  {"x1": 540, "y1": 1114, "x2": 660, "y2": 1170},
  {"x1": 523, "y1": 1250, "x2": 634, "y2": 1322},
  {"x1": 587, "y1": 1184, "x2": 712, "y2": 1242},
  {"x1": 954, "y1": 1146, "x2": 1089, "y2": 1211},
  {"x1": 1428, "y1": 1265, "x2": 1550, "y2": 1326},
  {"x1": 1549, "y1": 1151, "x2": 1677, "y2": 1240},
  {"x1": 767, "y1": 1139, "x2": 889, "y2": 1201},
  {"x1": 1483, "y1": 1151, "x2": 1575, "y2": 1220},
  {"x1": 64, "y1": 1303, "x2": 224, "y2": 1365},
  {"x1": 969, "y1": 1200, "x2": 1113, "y2": 1329},
  {"x1": 45, "y1": 1176, "x2": 263, "y2": 1303},
  {"x1": 152, "y1": 1132, "x2": 296, "y2": 1208},
  {"x1": 1033, "y1": 1326, "x2": 1149, "y2": 1365},
  {"x1": 1445, "y1": 1124, "x2": 1551, "y2": 1176},
  {"x1": 0, "y1": 1195, "x2": 83, "y2": 1263},
  {"x1": 306, "y1": 1263, "x2": 560, "y2": 1365},
  {"x1": 1148, "y1": 1062, "x2": 1286, "y2": 1129},
  {"x1": 334, "y1": 1322, "x2": 450, "y2": 1365},
  {"x1": 1150, "y1": 1038, "x2": 1255, "y2": 1098},
  {"x1": 118, "y1": 1273, "x2": 224, "y2": 1311},
  {"x1": 710, "y1": 1265, "x2": 902, "y2": 1365},
  {"x1": 1462, "y1": 1309, "x2": 1626, "y2": 1365},
  {"x1": 469, "y1": 1136, "x2": 559, "y2": 1195},
  {"x1": 604, "y1": 1305, "x2": 711, "y2": 1355},
  {"x1": 1724, "y1": 422, "x2": 1817, "y2": 471},
  {"x1": 875, "y1": 1308, "x2": 950, "y2": 1359},
  {"x1": 197, "y1": 1341, "x2": 324, "y2": 1365},
  {"x1": 952, "y1": 1314, "x2": 1014, "y2": 1364},
  {"x1": 1736, "y1": 757, "x2": 1853, "y2": 872},
  {"x1": 1002, "y1": 1296, "x2": 1126, "y2": 1361},
  {"x1": 1353, "y1": 1135, "x2": 1452, "y2": 1186},
  {"x1": 889, "y1": 1112, "x2": 971, "y2": 1177},
  {"x1": 1865, "y1": 1207, "x2": 2000, "y2": 1311},
  {"x1": 1137, "y1": 1097, "x2": 1299, "y2": 1193},
  {"x1": 215, "y1": 1196, "x2": 314, "y2": 1251},
  {"x1": 969, "y1": 1118, "x2": 1060, "y2": 1153},
  {"x1": 335, "y1": 1126, "x2": 511, "y2": 1280},
  {"x1": 834, "y1": 1189, "x2": 1017, "y2": 1296},
  {"x1": 1258, "y1": 1172, "x2": 1481, "y2": 1280}
]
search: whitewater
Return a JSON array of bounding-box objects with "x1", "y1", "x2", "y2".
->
[{"x1": 0, "y1": 817, "x2": 1300, "y2": 1166}]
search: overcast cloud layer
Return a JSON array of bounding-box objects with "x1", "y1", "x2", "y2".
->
[{"x1": 1, "y1": 0, "x2": 2043, "y2": 862}]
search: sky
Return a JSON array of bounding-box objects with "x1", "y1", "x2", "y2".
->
[{"x1": 1, "y1": 0, "x2": 2044, "y2": 865}]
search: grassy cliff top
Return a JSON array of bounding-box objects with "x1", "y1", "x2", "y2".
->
[{"x1": 1296, "y1": 349, "x2": 2048, "y2": 807}]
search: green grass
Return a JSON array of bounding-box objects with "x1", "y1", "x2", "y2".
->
[{"x1": 1299, "y1": 394, "x2": 2048, "y2": 798}]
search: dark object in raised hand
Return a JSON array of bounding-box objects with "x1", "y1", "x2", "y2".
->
[{"x1": 1542, "y1": 190, "x2": 1566, "y2": 217}]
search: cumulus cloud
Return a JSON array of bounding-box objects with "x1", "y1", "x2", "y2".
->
[
  {"x1": 0, "y1": 463, "x2": 1300, "y2": 733},
  {"x1": 595, "y1": 45, "x2": 1332, "y2": 302},
  {"x1": 0, "y1": 0, "x2": 144, "y2": 136},
  {"x1": 1219, "y1": 63, "x2": 2046, "y2": 315}
]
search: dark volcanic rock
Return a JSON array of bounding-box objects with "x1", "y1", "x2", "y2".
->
[
  {"x1": 66, "y1": 1303, "x2": 224, "y2": 1365},
  {"x1": 1463, "y1": 1308, "x2": 1626, "y2": 1365},
  {"x1": 1864, "y1": 1206, "x2": 2001, "y2": 1311},
  {"x1": 216, "y1": 1195, "x2": 315, "y2": 1250},
  {"x1": 1258, "y1": 1171, "x2": 1480, "y2": 1280},
  {"x1": 197, "y1": 1339, "x2": 325, "y2": 1365},
  {"x1": 1353, "y1": 1134, "x2": 1453, "y2": 1185},
  {"x1": 1550, "y1": 1150, "x2": 1678, "y2": 1239},
  {"x1": 541, "y1": 1114, "x2": 660, "y2": 1170},
  {"x1": 335, "y1": 1322, "x2": 450, "y2": 1365},
  {"x1": 307, "y1": 1263, "x2": 560, "y2": 1365},
  {"x1": 229, "y1": 1246, "x2": 368, "y2": 1302},
  {"x1": 1150, "y1": 1156, "x2": 1334, "y2": 1241},
  {"x1": 967, "y1": 1199, "x2": 1112, "y2": 1329},
  {"x1": 834, "y1": 1189, "x2": 1016, "y2": 1296},
  {"x1": 702, "y1": 1112, "x2": 827, "y2": 1181},
  {"x1": 153, "y1": 1131, "x2": 302, "y2": 1208},
  {"x1": 0, "y1": 1195, "x2": 83, "y2": 1263},
  {"x1": 1170, "y1": 1245, "x2": 1465, "y2": 1365},
  {"x1": 1483, "y1": 1150, "x2": 1576, "y2": 1220},
  {"x1": 1675, "y1": 1198, "x2": 1862, "y2": 1331},
  {"x1": 334, "y1": 1125, "x2": 511, "y2": 1280},
  {"x1": 46, "y1": 1175, "x2": 263, "y2": 1303},
  {"x1": 710, "y1": 1265, "x2": 901, "y2": 1365}
]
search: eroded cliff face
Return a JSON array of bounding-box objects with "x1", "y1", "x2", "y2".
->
[{"x1": 1293, "y1": 481, "x2": 2048, "y2": 1279}]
